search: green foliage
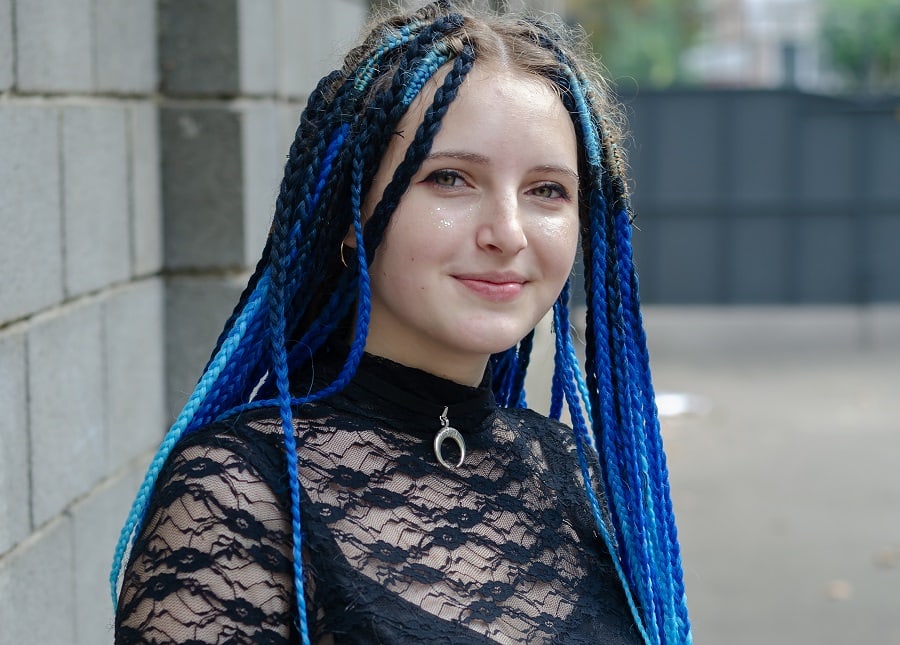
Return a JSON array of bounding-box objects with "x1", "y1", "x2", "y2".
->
[
  {"x1": 820, "y1": 0, "x2": 900, "y2": 91},
  {"x1": 567, "y1": 0, "x2": 701, "y2": 88}
]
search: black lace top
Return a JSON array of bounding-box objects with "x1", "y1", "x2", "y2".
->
[{"x1": 116, "y1": 349, "x2": 642, "y2": 644}]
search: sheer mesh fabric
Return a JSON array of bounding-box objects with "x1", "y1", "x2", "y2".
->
[{"x1": 116, "y1": 351, "x2": 641, "y2": 644}]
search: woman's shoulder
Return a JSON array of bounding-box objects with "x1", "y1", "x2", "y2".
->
[
  {"x1": 494, "y1": 405, "x2": 580, "y2": 452},
  {"x1": 186, "y1": 400, "x2": 332, "y2": 444}
]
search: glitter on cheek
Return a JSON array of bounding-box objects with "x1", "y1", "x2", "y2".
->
[
  {"x1": 534, "y1": 215, "x2": 576, "y2": 238},
  {"x1": 428, "y1": 207, "x2": 454, "y2": 230},
  {"x1": 427, "y1": 202, "x2": 477, "y2": 230}
]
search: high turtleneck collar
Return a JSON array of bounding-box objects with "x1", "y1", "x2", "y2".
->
[{"x1": 298, "y1": 345, "x2": 496, "y2": 436}]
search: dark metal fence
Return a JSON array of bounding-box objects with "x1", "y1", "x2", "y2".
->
[{"x1": 622, "y1": 90, "x2": 900, "y2": 304}]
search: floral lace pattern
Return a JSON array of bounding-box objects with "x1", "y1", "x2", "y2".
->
[{"x1": 116, "y1": 353, "x2": 641, "y2": 644}]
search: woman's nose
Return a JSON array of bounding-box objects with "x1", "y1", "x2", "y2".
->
[{"x1": 475, "y1": 192, "x2": 527, "y2": 255}]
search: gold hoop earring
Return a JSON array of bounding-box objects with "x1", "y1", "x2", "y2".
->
[{"x1": 339, "y1": 241, "x2": 350, "y2": 268}]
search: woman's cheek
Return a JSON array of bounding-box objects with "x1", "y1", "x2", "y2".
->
[
  {"x1": 532, "y1": 213, "x2": 579, "y2": 256},
  {"x1": 425, "y1": 197, "x2": 478, "y2": 231}
]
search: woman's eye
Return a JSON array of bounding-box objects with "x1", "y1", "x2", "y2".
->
[
  {"x1": 426, "y1": 170, "x2": 463, "y2": 187},
  {"x1": 531, "y1": 183, "x2": 569, "y2": 200}
]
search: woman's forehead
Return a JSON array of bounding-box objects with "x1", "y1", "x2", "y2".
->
[{"x1": 395, "y1": 61, "x2": 566, "y2": 137}]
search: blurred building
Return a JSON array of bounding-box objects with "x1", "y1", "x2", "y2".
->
[{"x1": 683, "y1": 0, "x2": 827, "y2": 89}]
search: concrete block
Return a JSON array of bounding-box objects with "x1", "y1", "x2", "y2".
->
[
  {"x1": 104, "y1": 280, "x2": 165, "y2": 476},
  {"x1": 277, "y1": 0, "x2": 368, "y2": 97},
  {"x1": 278, "y1": 0, "x2": 330, "y2": 98},
  {"x1": 237, "y1": 0, "x2": 277, "y2": 95},
  {"x1": 328, "y1": 0, "x2": 368, "y2": 47},
  {"x1": 0, "y1": 517, "x2": 75, "y2": 644},
  {"x1": 15, "y1": 0, "x2": 93, "y2": 92},
  {"x1": 28, "y1": 301, "x2": 106, "y2": 527},
  {"x1": 129, "y1": 102, "x2": 163, "y2": 276},
  {"x1": 159, "y1": 0, "x2": 239, "y2": 95},
  {"x1": 0, "y1": 328, "x2": 29, "y2": 556},
  {"x1": 0, "y1": 105, "x2": 63, "y2": 322},
  {"x1": 166, "y1": 275, "x2": 248, "y2": 414},
  {"x1": 72, "y1": 470, "x2": 142, "y2": 645},
  {"x1": 0, "y1": 0, "x2": 12, "y2": 90},
  {"x1": 161, "y1": 105, "x2": 244, "y2": 269},
  {"x1": 94, "y1": 0, "x2": 157, "y2": 93},
  {"x1": 240, "y1": 100, "x2": 281, "y2": 260},
  {"x1": 62, "y1": 105, "x2": 131, "y2": 296}
]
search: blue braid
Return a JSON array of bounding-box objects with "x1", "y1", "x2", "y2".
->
[
  {"x1": 614, "y1": 207, "x2": 690, "y2": 640},
  {"x1": 202, "y1": 67, "x2": 347, "y2": 368},
  {"x1": 266, "y1": 165, "x2": 312, "y2": 643},
  {"x1": 354, "y1": 25, "x2": 417, "y2": 91},
  {"x1": 109, "y1": 122, "x2": 352, "y2": 606},
  {"x1": 350, "y1": 1, "x2": 454, "y2": 92},
  {"x1": 551, "y1": 297, "x2": 651, "y2": 645},
  {"x1": 555, "y1": 69, "x2": 653, "y2": 638},
  {"x1": 400, "y1": 44, "x2": 453, "y2": 106},
  {"x1": 560, "y1": 62, "x2": 691, "y2": 643},
  {"x1": 488, "y1": 348, "x2": 514, "y2": 406},
  {"x1": 354, "y1": 14, "x2": 466, "y2": 212},
  {"x1": 310, "y1": 124, "x2": 350, "y2": 217},
  {"x1": 363, "y1": 43, "x2": 474, "y2": 256},
  {"x1": 109, "y1": 270, "x2": 270, "y2": 607},
  {"x1": 260, "y1": 50, "x2": 477, "y2": 631},
  {"x1": 549, "y1": 351, "x2": 565, "y2": 421},
  {"x1": 192, "y1": 123, "x2": 351, "y2": 429}
]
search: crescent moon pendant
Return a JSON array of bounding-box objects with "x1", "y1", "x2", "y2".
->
[{"x1": 434, "y1": 426, "x2": 466, "y2": 469}]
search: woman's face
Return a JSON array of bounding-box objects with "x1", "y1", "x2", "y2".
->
[{"x1": 360, "y1": 62, "x2": 580, "y2": 385}]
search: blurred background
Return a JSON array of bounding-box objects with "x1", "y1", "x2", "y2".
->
[{"x1": 0, "y1": 0, "x2": 897, "y2": 643}]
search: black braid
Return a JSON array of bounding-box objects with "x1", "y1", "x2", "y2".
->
[{"x1": 363, "y1": 45, "x2": 475, "y2": 256}]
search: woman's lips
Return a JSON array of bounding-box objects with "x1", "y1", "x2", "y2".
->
[{"x1": 454, "y1": 273, "x2": 526, "y2": 301}]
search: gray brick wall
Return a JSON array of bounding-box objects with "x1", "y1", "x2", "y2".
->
[
  {"x1": 15, "y1": 0, "x2": 94, "y2": 92},
  {"x1": 0, "y1": 106, "x2": 63, "y2": 322},
  {"x1": 62, "y1": 105, "x2": 131, "y2": 296},
  {"x1": 0, "y1": 0, "x2": 370, "y2": 642}
]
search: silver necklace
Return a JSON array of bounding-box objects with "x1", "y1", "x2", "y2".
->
[{"x1": 434, "y1": 406, "x2": 466, "y2": 470}]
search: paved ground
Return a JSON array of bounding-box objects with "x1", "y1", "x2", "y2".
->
[{"x1": 530, "y1": 306, "x2": 900, "y2": 644}]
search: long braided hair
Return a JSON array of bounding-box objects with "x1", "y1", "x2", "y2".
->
[{"x1": 110, "y1": 2, "x2": 692, "y2": 643}]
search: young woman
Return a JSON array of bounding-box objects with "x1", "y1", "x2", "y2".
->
[{"x1": 111, "y1": 2, "x2": 692, "y2": 643}]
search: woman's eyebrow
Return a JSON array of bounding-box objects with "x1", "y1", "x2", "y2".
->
[
  {"x1": 532, "y1": 164, "x2": 579, "y2": 182},
  {"x1": 426, "y1": 151, "x2": 578, "y2": 181},
  {"x1": 426, "y1": 150, "x2": 490, "y2": 164}
]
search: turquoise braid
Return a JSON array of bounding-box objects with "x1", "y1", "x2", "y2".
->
[
  {"x1": 108, "y1": 269, "x2": 271, "y2": 607},
  {"x1": 564, "y1": 65, "x2": 692, "y2": 645},
  {"x1": 551, "y1": 285, "x2": 651, "y2": 644}
]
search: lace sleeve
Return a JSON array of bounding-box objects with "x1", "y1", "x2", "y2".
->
[{"x1": 115, "y1": 439, "x2": 296, "y2": 644}]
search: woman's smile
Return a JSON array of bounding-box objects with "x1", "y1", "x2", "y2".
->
[{"x1": 453, "y1": 272, "x2": 527, "y2": 302}]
